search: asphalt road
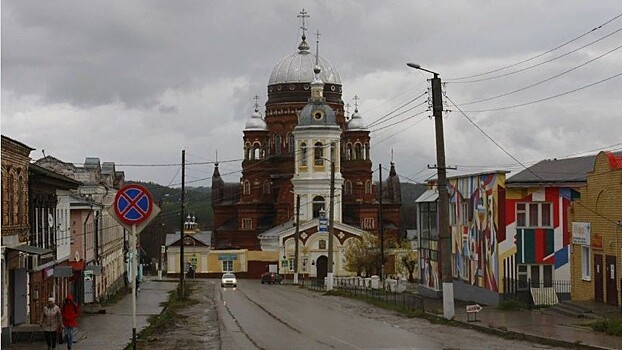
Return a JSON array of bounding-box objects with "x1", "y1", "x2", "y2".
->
[{"x1": 216, "y1": 279, "x2": 562, "y2": 350}]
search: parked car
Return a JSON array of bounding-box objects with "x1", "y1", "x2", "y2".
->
[
  {"x1": 261, "y1": 272, "x2": 282, "y2": 284},
  {"x1": 221, "y1": 273, "x2": 237, "y2": 288}
]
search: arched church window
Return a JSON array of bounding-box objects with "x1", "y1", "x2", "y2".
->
[
  {"x1": 7, "y1": 174, "x2": 14, "y2": 224},
  {"x1": 312, "y1": 196, "x2": 325, "y2": 218},
  {"x1": 17, "y1": 175, "x2": 24, "y2": 225},
  {"x1": 365, "y1": 180, "x2": 372, "y2": 195},
  {"x1": 263, "y1": 180, "x2": 271, "y2": 194},
  {"x1": 243, "y1": 180, "x2": 251, "y2": 195},
  {"x1": 314, "y1": 142, "x2": 324, "y2": 166},
  {"x1": 354, "y1": 143, "x2": 362, "y2": 160},
  {"x1": 346, "y1": 143, "x2": 353, "y2": 161},
  {"x1": 275, "y1": 135, "x2": 282, "y2": 155},
  {"x1": 244, "y1": 144, "x2": 249, "y2": 160},
  {"x1": 253, "y1": 143, "x2": 262, "y2": 160},
  {"x1": 365, "y1": 143, "x2": 370, "y2": 160},
  {"x1": 319, "y1": 240, "x2": 327, "y2": 250},
  {"x1": 345, "y1": 180, "x2": 352, "y2": 195},
  {"x1": 288, "y1": 133, "x2": 295, "y2": 154},
  {"x1": 300, "y1": 142, "x2": 307, "y2": 166}
]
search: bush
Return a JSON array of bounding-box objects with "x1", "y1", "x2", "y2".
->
[{"x1": 590, "y1": 319, "x2": 622, "y2": 337}]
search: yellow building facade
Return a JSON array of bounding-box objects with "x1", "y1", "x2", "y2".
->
[{"x1": 570, "y1": 151, "x2": 622, "y2": 306}]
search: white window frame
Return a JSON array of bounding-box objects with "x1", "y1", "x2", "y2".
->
[
  {"x1": 363, "y1": 218, "x2": 374, "y2": 229},
  {"x1": 241, "y1": 218, "x2": 252, "y2": 230},
  {"x1": 222, "y1": 260, "x2": 233, "y2": 272},
  {"x1": 516, "y1": 202, "x2": 553, "y2": 228},
  {"x1": 581, "y1": 245, "x2": 591, "y2": 281}
]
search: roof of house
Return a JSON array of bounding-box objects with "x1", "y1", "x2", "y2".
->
[
  {"x1": 506, "y1": 154, "x2": 598, "y2": 187},
  {"x1": 165, "y1": 232, "x2": 212, "y2": 246}
]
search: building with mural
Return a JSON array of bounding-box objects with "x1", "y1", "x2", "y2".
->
[
  {"x1": 416, "y1": 171, "x2": 509, "y2": 304},
  {"x1": 505, "y1": 154, "x2": 599, "y2": 296},
  {"x1": 570, "y1": 151, "x2": 622, "y2": 306}
]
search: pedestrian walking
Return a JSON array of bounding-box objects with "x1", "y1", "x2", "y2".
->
[
  {"x1": 40, "y1": 297, "x2": 62, "y2": 350},
  {"x1": 61, "y1": 293, "x2": 79, "y2": 349}
]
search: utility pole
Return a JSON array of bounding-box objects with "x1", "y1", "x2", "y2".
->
[
  {"x1": 294, "y1": 195, "x2": 300, "y2": 284},
  {"x1": 407, "y1": 62, "x2": 454, "y2": 320},
  {"x1": 327, "y1": 142, "x2": 336, "y2": 291},
  {"x1": 378, "y1": 164, "x2": 384, "y2": 280},
  {"x1": 179, "y1": 150, "x2": 186, "y2": 299}
]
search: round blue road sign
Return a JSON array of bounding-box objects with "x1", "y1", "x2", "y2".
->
[{"x1": 114, "y1": 184, "x2": 153, "y2": 225}]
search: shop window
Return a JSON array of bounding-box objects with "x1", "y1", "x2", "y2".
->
[{"x1": 222, "y1": 260, "x2": 233, "y2": 272}]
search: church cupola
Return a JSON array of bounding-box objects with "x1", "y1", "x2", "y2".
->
[{"x1": 211, "y1": 162, "x2": 225, "y2": 205}]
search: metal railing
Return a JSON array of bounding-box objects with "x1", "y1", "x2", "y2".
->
[
  {"x1": 502, "y1": 278, "x2": 571, "y2": 304},
  {"x1": 299, "y1": 277, "x2": 424, "y2": 312}
]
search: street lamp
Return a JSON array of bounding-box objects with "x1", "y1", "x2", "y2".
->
[{"x1": 407, "y1": 62, "x2": 454, "y2": 320}]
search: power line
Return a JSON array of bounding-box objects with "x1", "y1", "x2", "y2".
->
[
  {"x1": 369, "y1": 109, "x2": 429, "y2": 133},
  {"x1": 367, "y1": 100, "x2": 428, "y2": 129},
  {"x1": 366, "y1": 91, "x2": 427, "y2": 128},
  {"x1": 448, "y1": 12, "x2": 622, "y2": 81},
  {"x1": 462, "y1": 72, "x2": 622, "y2": 113},
  {"x1": 458, "y1": 44, "x2": 622, "y2": 106},
  {"x1": 372, "y1": 114, "x2": 430, "y2": 146}
]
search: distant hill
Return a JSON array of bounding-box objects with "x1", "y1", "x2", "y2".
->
[
  {"x1": 126, "y1": 181, "x2": 213, "y2": 264},
  {"x1": 400, "y1": 182, "x2": 428, "y2": 233}
]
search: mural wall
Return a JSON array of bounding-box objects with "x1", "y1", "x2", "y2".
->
[
  {"x1": 504, "y1": 187, "x2": 574, "y2": 281},
  {"x1": 448, "y1": 173, "x2": 508, "y2": 292}
]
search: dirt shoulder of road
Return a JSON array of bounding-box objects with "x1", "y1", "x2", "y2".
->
[{"x1": 131, "y1": 280, "x2": 220, "y2": 350}]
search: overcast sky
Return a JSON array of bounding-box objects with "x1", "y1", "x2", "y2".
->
[{"x1": 3, "y1": 1, "x2": 621, "y2": 187}]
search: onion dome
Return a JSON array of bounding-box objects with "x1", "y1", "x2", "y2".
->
[
  {"x1": 346, "y1": 108, "x2": 367, "y2": 130},
  {"x1": 244, "y1": 108, "x2": 267, "y2": 130},
  {"x1": 269, "y1": 34, "x2": 341, "y2": 85},
  {"x1": 298, "y1": 102, "x2": 337, "y2": 126}
]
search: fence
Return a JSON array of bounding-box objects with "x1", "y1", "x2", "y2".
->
[
  {"x1": 502, "y1": 278, "x2": 571, "y2": 305},
  {"x1": 300, "y1": 277, "x2": 424, "y2": 312}
]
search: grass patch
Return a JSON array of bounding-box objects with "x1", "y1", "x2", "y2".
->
[
  {"x1": 589, "y1": 319, "x2": 622, "y2": 337},
  {"x1": 125, "y1": 282, "x2": 199, "y2": 349}
]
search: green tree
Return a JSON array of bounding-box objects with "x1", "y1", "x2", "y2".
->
[{"x1": 344, "y1": 232, "x2": 386, "y2": 277}]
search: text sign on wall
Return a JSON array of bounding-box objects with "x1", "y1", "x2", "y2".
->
[
  {"x1": 572, "y1": 222, "x2": 591, "y2": 246},
  {"x1": 218, "y1": 254, "x2": 237, "y2": 261}
]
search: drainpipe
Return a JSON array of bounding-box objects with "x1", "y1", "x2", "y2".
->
[
  {"x1": 94, "y1": 210, "x2": 100, "y2": 301},
  {"x1": 82, "y1": 206, "x2": 92, "y2": 305}
]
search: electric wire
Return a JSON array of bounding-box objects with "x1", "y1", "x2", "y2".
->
[
  {"x1": 458, "y1": 44, "x2": 622, "y2": 106},
  {"x1": 366, "y1": 91, "x2": 427, "y2": 128},
  {"x1": 447, "y1": 12, "x2": 622, "y2": 81},
  {"x1": 462, "y1": 72, "x2": 622, "y2": 113}
]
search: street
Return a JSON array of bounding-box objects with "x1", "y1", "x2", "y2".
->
[{"x1": 214, "y1": 280, "x2": 562, "y2": 350}]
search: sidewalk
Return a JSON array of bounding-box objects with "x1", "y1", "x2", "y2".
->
[
  {"x1": 10, "y1": 277, "x2": 177, "y2": 349},
  {"x1": 424, "y1": 297, "x2": 622, "y2": 350}
]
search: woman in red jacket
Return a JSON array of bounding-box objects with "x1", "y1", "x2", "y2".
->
[{"x1": 61, "y1": 294, "x2": 79, "y2": 350}]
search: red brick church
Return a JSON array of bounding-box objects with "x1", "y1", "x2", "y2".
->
[{"x1": 211, "y1": 10, "x2": 401, "y2": 278}]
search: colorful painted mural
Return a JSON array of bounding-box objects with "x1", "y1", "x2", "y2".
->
[
  {"x1": 447, "y1": 172, "x2": 508, "y2": 293},
  {"x1": 504, "y1": 187, "x2": 575, "y2": 281}
]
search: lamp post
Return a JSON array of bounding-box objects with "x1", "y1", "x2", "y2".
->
[{"x1": 407, "y1": 62, "x2": 454, "y2": 320}]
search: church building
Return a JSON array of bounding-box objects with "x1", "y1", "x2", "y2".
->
[{"x1": 211, "y1": 11, "x2": 401, "y2": 279}]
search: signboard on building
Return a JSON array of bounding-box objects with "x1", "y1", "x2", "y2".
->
[
  {"x1": 572, "y1": 222, "x2": 591, "y2": 245},
  {"x1": 218, "y1": 254, "x2": 237, "y2": 261},
  {"x1": 318, "y1": 215, "x2": 328, "y2": 233}
]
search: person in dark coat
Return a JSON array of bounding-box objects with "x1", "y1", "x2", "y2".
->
[{"x1": 61, "y1": 294, "x2": 79, "y2": 350}]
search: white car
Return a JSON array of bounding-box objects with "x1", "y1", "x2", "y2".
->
[{"x1": 221, "y1": 273, "x2": 237, "y2": 288}]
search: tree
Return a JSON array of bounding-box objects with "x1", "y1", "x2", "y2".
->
[{"x1": 344, "y1": 232, "x2": 385, "y2": 277}]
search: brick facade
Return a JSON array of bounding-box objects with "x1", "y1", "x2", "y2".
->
[
  {"x1": 570, "y1": 151, "x2": 622, "y2": 306},
  {"x1": 1, "y1": 135, "x2": 34, "y2": 243}
]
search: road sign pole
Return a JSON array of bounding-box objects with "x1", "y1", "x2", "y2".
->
[{"x1": 132, "y1": 224, "x2": 137, "y2": 349}]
